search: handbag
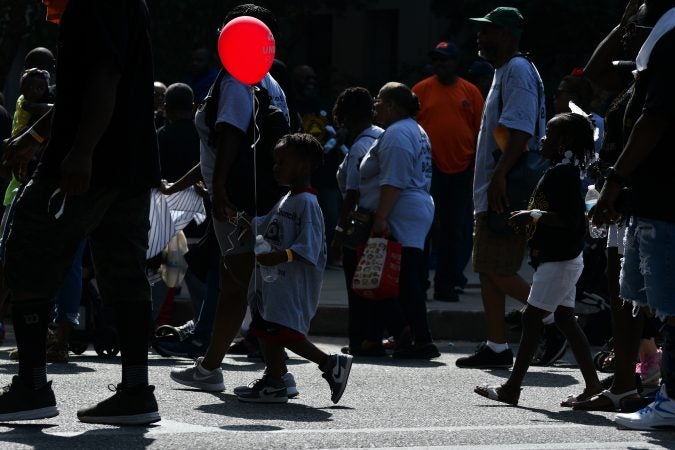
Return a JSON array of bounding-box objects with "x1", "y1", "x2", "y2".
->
[
  {"x1": 351, "y1": 237, "x2": 402, "y2": 300},
  {"x1": 342, "y1": 210, "x2": 373, "y2": 250}
]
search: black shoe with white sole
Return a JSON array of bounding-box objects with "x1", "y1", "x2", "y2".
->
[
  {"x1": 236, "y1": 375, "x2": 288, "y2": 403},
  {"x1": 322, "y1": 354, "x2": 353, "y2": 404},
  {"x1": 77, "y1": 384, "x2": 160, "y2": 425},
  {"x1": 0, "y1": 376, "x2": 58, "y2": 422}
]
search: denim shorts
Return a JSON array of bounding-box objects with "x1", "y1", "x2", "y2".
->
[{"x1": 620, "y1": 216, "x2": 675, "y2": 319}]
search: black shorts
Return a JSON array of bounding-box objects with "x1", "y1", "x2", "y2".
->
[{"x1": 4, "y1": 178, "x2": 151, "y2": 304}]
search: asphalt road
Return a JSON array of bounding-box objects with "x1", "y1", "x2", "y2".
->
[{"x1": 0, "y1": 338, "x2": 673, "y2": 449}]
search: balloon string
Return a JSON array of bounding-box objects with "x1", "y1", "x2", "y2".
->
[{"x1": 252, "y1": 85, "x2": 259, "y2": 297}]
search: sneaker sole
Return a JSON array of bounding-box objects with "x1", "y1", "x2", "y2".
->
[
  {"x1": 78, "y1": 411, "x2": 161, "y2": 425},
  {"x1": 0, "y1": 406, "x2": 59, "y2": 422},
  {"x1": 331, "y1": 357, "x2": 353, "y2": 404},
  {"x1": 169, "y1": 373, "x2": 225, "y2": 392}
]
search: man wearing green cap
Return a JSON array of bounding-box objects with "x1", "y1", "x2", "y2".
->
[{"x1": 457, "y1": 7, "x2": 548, "y2": 369}]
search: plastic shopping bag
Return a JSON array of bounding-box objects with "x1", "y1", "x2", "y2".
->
[{"x1": 352, "y1": 237, "x2": 401, "y2": 300}]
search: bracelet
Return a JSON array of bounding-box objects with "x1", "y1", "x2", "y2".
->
[
  {"x1": 529, "y1": 209, "x2": 543, "y2": 223},
  {"x1": 285, "y1": 249, "x2": 294, "y2": 262},
  {"x1": 334, "y1": 225, "x2": 344, "y2": 233},
  {"x1": 28, "y1": 129, "x2": 45, "y2": 144},
  {"x1": 606, "y1": 167, "x2": 628, "y2": 187}
]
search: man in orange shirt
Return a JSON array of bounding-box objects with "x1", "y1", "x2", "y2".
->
[{"x1": 413, "y1": 41, "x2": 484, "y2": 302}]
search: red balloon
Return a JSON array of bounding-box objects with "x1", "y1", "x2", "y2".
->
[{"x1": 218, "y1": 16, "x2": 276, "y2": 85}]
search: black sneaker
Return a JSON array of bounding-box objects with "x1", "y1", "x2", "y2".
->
[
  {"x1": 77, "y1": 384, "x2": 160, "y2": 425},
  {"x1": 322, "y1": 354, "x2": 353, "y2": 404},
  {"x1": 392, "y1": 343, "x2": 441, "y2": 360},
  {"x1": 0, "y1": 376, "x2": 58, "y2": 421},
  {"x1": 455, "y1": 343, "x2": 513, "y2": 369},
  {"x1": 531, "y1": 324, "x2": 567, "y2": 366},
  {"x1": 236, "y1": 375, "x2": 288, "y2": 404}
]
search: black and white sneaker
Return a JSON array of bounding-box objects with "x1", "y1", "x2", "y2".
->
[
  {"x1": 234, "y1": 372, "x2": 299, "y2": 399},
  {"x1": 322, "y1": 354, "x2": 353, "y2": 404},
  {"x1": 0, "y1": 376, "x2": 58, "y2": 421},
  {"x1": 531, "y1": 324, "x2": 568, "y2": 366},
  {"x1": 236, "y1": 375, "x2": 288, "y2": 403},
  {"x1": 77, "y1": 384, "x2": 160, "y2": 425}
]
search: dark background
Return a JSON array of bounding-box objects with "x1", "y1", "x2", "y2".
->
[{"x1": 0, "y1": 0, "x2": 626, "y2": 114}]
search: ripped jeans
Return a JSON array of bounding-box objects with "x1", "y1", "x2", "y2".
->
[{"x1": 620, "y1": 216, "x2": 675, "y2": 320}]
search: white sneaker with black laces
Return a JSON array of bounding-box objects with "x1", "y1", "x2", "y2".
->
[
  {"x1": 615, "y1": 385, "x2": 675, "y2": 430},
  {"x1": 169, "y1": 356, "x2": 224, "y2": 391},
  {"x1": 322, "y1": 354, "x2": 353, "y2": 404},
  {"x1": 233, "y1": 372, "x2": 299, "y2": 398},
  {"x1": 235, "y1": 375, "x2": 288, "y2": 403}
]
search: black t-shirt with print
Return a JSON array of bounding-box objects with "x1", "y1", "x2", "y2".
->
[
  {"x1": 36, "y1": 0, "x2": 160, "y2": 193},
  {"x1": 623, "y1": 28, "x2": 675, "y2": 224},
  {"x1": 527, "y1": 164, "x2": 585, "y2": 266}
]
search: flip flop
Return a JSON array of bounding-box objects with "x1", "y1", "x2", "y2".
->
[
  {"x1": 474, "y1": 384, "x2": 520, "y2": 406},
  {"x1": 560, "y1": 387, "x2": 603, "y2": 407},
  {"x1": 572, "y1": 389, "x2": 639, "y2": 412}
]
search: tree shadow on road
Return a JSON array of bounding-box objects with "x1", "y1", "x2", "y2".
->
[
  {"x1": 479, "y1": 369, "x2": 580, "y2": 388},
  {"x1": 197, "y1": 392, "x2": 333, "y2": 423},
  {"x1": 0, "y1": 423, "x2": 156, "y2": 449}
]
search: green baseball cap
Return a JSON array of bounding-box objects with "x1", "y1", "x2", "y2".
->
[{"x1": 469, "y1": 6, "x2": 525, "y2": 38}]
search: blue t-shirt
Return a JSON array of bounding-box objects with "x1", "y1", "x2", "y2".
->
[
  {"x1": 336, "y1": 125, "x2": 384, "y2": 193},
  {"x1": 473, "y1": 56, "x2": 546, "y2": 214},
  {"x1": 358, "y1": 118, "x2": 434, "y2": 249},
  {"x1": 248, "y1": 191, "x2": 326, "y2": 334}
]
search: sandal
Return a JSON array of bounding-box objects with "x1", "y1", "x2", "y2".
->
[
  {"x1": 572, "y1": 389, "x2": 639, "y2": 412},
  {"x1": 560, "y1": 386, "x2": 603, "y2": 407},
  {"x1": 474, "y1": 384, "x2": 520, "y2": 406}
]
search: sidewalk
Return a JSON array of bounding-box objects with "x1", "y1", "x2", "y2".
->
[{"x1": 310, "y1": 261, "x2": 533, "y2": 341}]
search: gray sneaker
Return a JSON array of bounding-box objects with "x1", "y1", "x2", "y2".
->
[
  {"x1": 170, "y1": 357, "x2": 225, "y2": 391},
  {"x1": 233, "y1": 372, "x2": 299, "y2": 398}
]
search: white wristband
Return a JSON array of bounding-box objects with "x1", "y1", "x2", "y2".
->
[{"x1": 530, "y1": 209, "x2": 543, "y2": 223}]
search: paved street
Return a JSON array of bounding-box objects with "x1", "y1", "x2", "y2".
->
[{"x1": 0, "y1": 338, "x2": 673, "y2": 449}]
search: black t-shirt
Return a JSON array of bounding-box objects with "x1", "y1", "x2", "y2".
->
[
  {"x1": 36, "y1": 0, "x2": 160, "y2": 192},
  {"x1": 527, "y1": 164, "x2": 585, "y2": 266},
  {"x1": 157, "y1": 119, "x2": 200, "y2": 182},
  {"x1": 623, "y1": 28, "x2": 675, "y2": 223},
  {"x1": 599, "y1": 85, "x2": 633, "y2": 166}
]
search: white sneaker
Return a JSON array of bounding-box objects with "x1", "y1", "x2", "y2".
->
[
  {"x1": 170, "y1": 357, "x2": 225, "y2": 391},
  {"x1": 233, "y1": 372, "x2": 299, "y2": 398},
  {"x1": 615, "y1": 385, "x2": 675, "y2": 430}
]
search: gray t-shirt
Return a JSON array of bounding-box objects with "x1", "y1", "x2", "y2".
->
[
  {"x1": 473, "y1": 56, "x2": 546, "y2": 215},
  {"x1": 194, "y1": 72, "x2": 289, "y2": 193},
  {"x1": 248, "y1": 191, "x2": 327, "y2": 335},
  {"x1": 358, "y1": 118, "x2": 434, "y2": 249},
  {"x1": 337, "y1": 125, "x2": 384, "y2": 194}
]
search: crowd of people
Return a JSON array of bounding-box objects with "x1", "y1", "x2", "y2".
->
[{"x1": 0, "y1": 0, "x2": 672, "y2": 433}]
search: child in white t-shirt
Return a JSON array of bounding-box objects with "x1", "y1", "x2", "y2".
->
[{"x1": 235, "y1": 133, "x2": 353, "y2": 404}]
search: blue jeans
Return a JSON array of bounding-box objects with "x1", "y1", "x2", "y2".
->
[
  {"x1": 430, "y1": 166, "x2": 474, "y2": 291},
  {"x1": 620, "y1": 216, "x2": 675, "y2": 320},
  {"x1": 54, "y1": 240, "x2": 86, "y2": 327}
]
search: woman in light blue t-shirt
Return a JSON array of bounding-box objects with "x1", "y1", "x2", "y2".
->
[{"x1": 357, "y1": 82, "x2": 438, "y2": 359}]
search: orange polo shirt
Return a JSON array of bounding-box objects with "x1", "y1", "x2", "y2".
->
[{"x1": 413, "y1": 75, "x2": 484, "y2": 174}]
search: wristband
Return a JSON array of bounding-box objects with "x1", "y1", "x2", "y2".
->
[
  {"x1": 285, "y1": 249, "x2": 294, "y2": 262},
  {"x1": 529, "y1": 209, "x2": 543, "y2": 223},
  {"x1": 334, "y1": 225, "x2": 344, "y2": 233},
  {"x1": 606, "y1": 167, "x2": 628, "y2": 187},
  {"x1": 28, "y1": 129, "x2": 45, "y2": 144}
]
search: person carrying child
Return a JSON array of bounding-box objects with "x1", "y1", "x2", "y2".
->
[
  {"x1": 234, "y1": 133, "x2": 353, "y2": 404},
  {"x1": 474, "y1": 112, "x2": 602, "y2": 406}
]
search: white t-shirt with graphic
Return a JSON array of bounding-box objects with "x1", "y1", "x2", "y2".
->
[{"x1": 336, "y1": 125, "x2": 384, "y2": 193}]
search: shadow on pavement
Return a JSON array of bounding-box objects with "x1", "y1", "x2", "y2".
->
[
  {"x1": 198, "y1": 393, "x2": 333, "y2": 423},
  {"x1": 0, "y1": 423, "x2": 156, "y2": 449},
  {"x1": 477, "y1": 369, "x2": 579, "y2": 388}
]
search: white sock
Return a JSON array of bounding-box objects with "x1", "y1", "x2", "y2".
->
[
  {"x1": 486, "y1": 340, "x2": 508, "y2": 353},
  {"x1": 542, "y1": 313, "x2": 555, "y2": 325}
]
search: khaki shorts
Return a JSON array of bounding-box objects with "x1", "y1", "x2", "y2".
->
[{"x1": 472, "y1": 213, "x2": 528, "y2": 275}]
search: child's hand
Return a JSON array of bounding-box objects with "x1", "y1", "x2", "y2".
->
[
  {"x1": 508, "y1": 210, "x2": 534, "y2": 232},
  {"x1": 256, "y1": 250, "x2": 287, "y2": 267}
]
